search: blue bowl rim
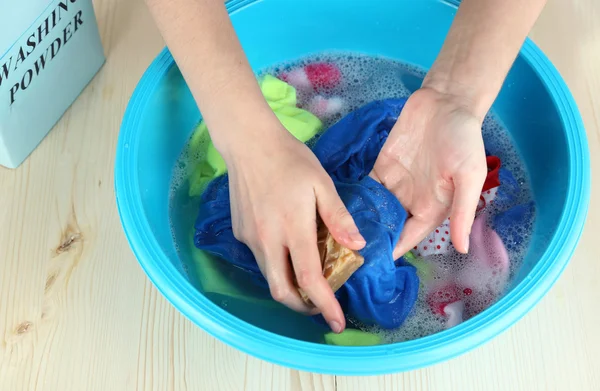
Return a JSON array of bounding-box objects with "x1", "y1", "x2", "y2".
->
[{"x1": 114, "y1": 0, "x2": 591, "y2": 375}]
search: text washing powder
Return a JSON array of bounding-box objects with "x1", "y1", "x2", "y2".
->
[{"x1": 0, "y1": 0, "x2": 105, "y2": 168}]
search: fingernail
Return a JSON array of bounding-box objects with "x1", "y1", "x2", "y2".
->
[
  {"x1": 349, "y1": 230, "x2": 366, "y2": 244},
  {"x1": 464, "y1": 235, "x2": 470, "y2": 252},
  {"x1": 329, "y1": 320, "x2": 342, "y2": 333}
]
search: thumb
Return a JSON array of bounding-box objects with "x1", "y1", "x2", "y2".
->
[
  {"x1": 315, "y1": 180, "x2": 366, "y2": 250},
  {"x1": 449, "y1": 165, "x2": 487, "y2": 253}
]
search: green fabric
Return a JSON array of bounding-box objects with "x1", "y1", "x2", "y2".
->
[
  {"x1": 188, "y1": 231, "x2": 279, "y2": 307},
  {"x1": 404, "y1": 250, "x2": 433, "y2": 285},
  {"x1": 324, "y1": 329, "x2": 383, "y2": 346},
  {"x1": 188, "y1": 75, "x2": 323, "y2": 197}
]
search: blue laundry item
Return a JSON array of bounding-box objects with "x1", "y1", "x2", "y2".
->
[
  {"x1": 493, "y1": 201, "x2": 536, "y2": 251},
  {"x1": 494, "y1": 167, "x2": 521, "y2": 210},
  {"x1": 194, "y1": 176, "x2": 268, "y2": 288},
  {"x1": 486, "y1": 165, "x2": 535, "y2": 251},
  {"x1": 194, "y1": 98, "x2": 420, "y2": 329}
]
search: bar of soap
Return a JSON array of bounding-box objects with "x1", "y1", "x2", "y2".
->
[{"x1": 297, "y1": 221, "x2": 364, "y2": 304}]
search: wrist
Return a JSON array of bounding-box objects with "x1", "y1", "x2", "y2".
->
[
  {"x1": 211, "y1": 111, "x2": 289, "y2": 165},
  {"x1": 421, "y1": 71, "x2": 495, "y2": 122},
  {"x1": 193, "y1": 72, "x2": 282, "y2": 154}
]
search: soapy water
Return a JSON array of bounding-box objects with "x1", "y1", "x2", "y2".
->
[
  {"x1": 168, "y1": 53, "x2": 535, "y2": 343},
  {"x1": 265, "y1": 55, "x2": 414, "y2": 115}
]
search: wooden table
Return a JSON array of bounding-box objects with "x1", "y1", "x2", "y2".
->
[{"x1": 1, "y1": 0, "x2": 599, "y2": 389}]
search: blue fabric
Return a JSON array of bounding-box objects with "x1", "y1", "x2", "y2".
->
[
  {"x1": 493, "y1": 201, "x2": 536, "y2": 251},
  {"x1": 487, "y1": 165, "x2": 535, "y2": 251},
  {"x1": 194, "y1": 98, "x2": 420, "y2": 329},
  {"x1": 494, "y1": 167, "x2": 520, "y2": 210}
]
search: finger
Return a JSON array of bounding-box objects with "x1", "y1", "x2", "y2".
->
[
  {"x1": 255, "y1": 244, "x2": 315, "y2": 314},
  {"x1": 449, "y1": 168, "x2": 487, "y2": 254},
  {"x1": 288, "y1": 227, "x2": 346, "y2": 333},
  {"x1": 393, "y1": 216, "x2": 445, "y2": 259},
  {"x1": 314, "y1": 180, "x2": 365, "y2": 251}
]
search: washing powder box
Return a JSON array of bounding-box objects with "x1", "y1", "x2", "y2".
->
[{"x1": 0, "y1": 0, "x2": 105, "y2": 168}]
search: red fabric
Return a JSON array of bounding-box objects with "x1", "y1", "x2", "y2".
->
[
  {"x1": 482, "y1": 155, "x2": 501, "y2": 191},
  {"x1": 304, "y1": 63, "x2": 342, "y2": 90},
  {"x1": 426, "y1": 284, "x2": 461, "y2": 315}
]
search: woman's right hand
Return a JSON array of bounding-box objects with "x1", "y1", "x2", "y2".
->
[{"x1": 221, "y1": 123, "x2": 366, "y2": 334}]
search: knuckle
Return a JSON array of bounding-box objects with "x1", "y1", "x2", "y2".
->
[
  {"x1": 232, "y1": 224, "x2": 245, "y2": 242},
  {"x1": 233, "y1": 218, "x2": 257, "y2": 245},
  {"x1": 327, "y1": 205, "x2": 350, "y2": 227},
  {"x1": 335, "y1": 205, "x2": 350, "y2": 220},
  {"x1": 380, "y1": 143, "x2": 398, "y2": 160},
  {"x1": 321, "y1": 175, "x2": 336, "y2": 189},
  {"x1": 296, "y1": 269, "x2": 318, "y2": 290},
  {"x1": 269, "y1": 284, "x2": 288, "y2": 303}
]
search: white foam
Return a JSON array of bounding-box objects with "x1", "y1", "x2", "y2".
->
[{"x1": 260, "y1": 52, "x2": 422, "y2": 128}]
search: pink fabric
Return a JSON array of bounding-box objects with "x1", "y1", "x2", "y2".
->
[
  {"x1": 423, "y1": 213, "x2": 510, "y2": 327},
  {"x1": 308, "y1": 95, "x2": 344, "y2": 118},
  {"x1": 280, "y1": 62, "x2": 346, "y2": 120},
  {"x1": 443, "y1": 301, "x2": 464, "y2": 329},
  {"x1": 281, "y1": 62, "x2": 342, "y2": 92},
  {"x1": 282, "y1": 68, "x2": 312, "y2": 91}
]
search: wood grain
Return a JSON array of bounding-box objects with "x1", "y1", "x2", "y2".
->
[{"x1": 1, "y1": 0, "x2": 599, "y2": 390}]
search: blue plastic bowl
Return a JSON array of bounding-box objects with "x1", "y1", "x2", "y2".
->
[{"x1": 115, "y1": 0, "x2": 590, "y2": 375}]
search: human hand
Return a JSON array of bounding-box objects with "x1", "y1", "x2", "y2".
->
[
  {"x1": 223, "y1": 124, "x2": 366, "y2": 333},
  {"x1": 371, "y1": 87, "x2": 487, "y2": 259}
]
